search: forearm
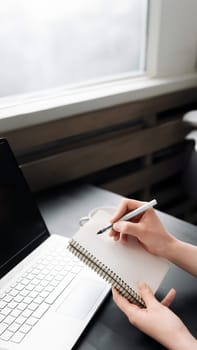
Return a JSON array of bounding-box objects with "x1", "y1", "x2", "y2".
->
[
  {"x1": 166, "y1": 327, "x2": 197, "y2": 350},
  {"x1": 162, "y1": 236, "x2": 197, "y2": 276}
]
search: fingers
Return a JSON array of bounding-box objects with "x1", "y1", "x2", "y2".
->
[
  {"x1": 112, "y1": 287, "x2": 131, "y2": 314},
  {"x1": 138, "y1": 282, "x2": 156, "y2": 307},
  {"x1": 113, "y1": 283, "x2": 155, "y2": 312},
  {"x1": 109, "y1": 220, "x2": 141, "y2": 243},
  {"x1": 109, "y1": 229, "x2": 129, "y2": 243},
  {"x1": 113, "y1": 220, "x2": 141, "y2": 239},
  {"x1": 139, "y1": 283, "x2": 176, "y2": 308},
  {"x1": 112, "y1": 287, "x2": 139, "y2": 319},
  {"x1": 109, "y1": 221, "x2": 140, "y2": 243},
  {"x1": 113, "y1": 284, "x2": 176, "y2": 310},
  {"x1": 161, "y1": 288, "x2": 176, "y2": 307},
  {"x1": 111, "y1": 198, "x2": 144, "y2": 223},
  {"x1": 113, "y1": 220, "x2": 138, "y2": 234},
  {"x1": 121, "y1": 233, "x2": 128, "y2": 244},
  {"x1": 109, "y1": 198, "x2": 145, "y2": 241},
  {"x1": 109, "y1": 229, "x2": 120, "y2": 241}
]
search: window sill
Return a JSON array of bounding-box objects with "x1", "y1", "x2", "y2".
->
[{"x1": 0, "y1": 72, "x2": 197, "y2": 133}]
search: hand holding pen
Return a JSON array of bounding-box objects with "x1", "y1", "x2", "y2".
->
[
  {"x1": 97, "y1": 199, "x2": 157, "y2": 235},
  {"x1": 107, "y1": 198, "x2": 173, "y2": 257}
]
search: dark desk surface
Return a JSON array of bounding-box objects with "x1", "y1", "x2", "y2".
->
[{"x1": 38, "y1": 184, "x2": 197, "y2": 350}]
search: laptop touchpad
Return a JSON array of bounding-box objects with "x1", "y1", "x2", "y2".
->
[{"x1": 56, "y1": 278, "x2": 106, "y2": 320}]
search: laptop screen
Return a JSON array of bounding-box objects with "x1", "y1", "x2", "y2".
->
[{"x1": 0, "y1": 139, "x2": 49, "y2": 278}]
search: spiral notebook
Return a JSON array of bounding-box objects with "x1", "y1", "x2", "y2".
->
[{"x1": 68, "y1": 210, "x2": 170, "y2": 307}]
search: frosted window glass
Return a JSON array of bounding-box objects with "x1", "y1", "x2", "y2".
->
[{"x1": 0, "y1": 0, "x2": 148, "y2": 98}]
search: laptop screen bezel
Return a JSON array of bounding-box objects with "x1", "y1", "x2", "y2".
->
[{"x1": 0, "y1": 138, "x2": 50, "y2": 279}]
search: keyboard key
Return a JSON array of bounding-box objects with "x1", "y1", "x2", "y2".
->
[
  {"x1": 21, "y1": 278, "x2": 29, "y2": 286},
  {"x1": 29, "y1": 290, "x2": 39, "y2": 298},
  {"x1": 7, "y1": 301, "x2": 18, "y2": 309},
  {"x1": 26, "y1": 267, "x2": 33, "y2": 274},
  {"x1": 39, "y1": 290, "x2": 49, "y2": 299},
  {"x1": 25, "y1": 273, "x2": 36, "y2": 280},
  {"x1": 34, "y1": 296, "x2": 44, "y2": 305},
  {"x1": 40, "y1": 280, "x2": 48, "y2": 287},
  {"x1": 54, "y1": 274, "x2": 64, "y2": 281},
  {"x1": 30, "y1": 268, "x2": 40, "y2": 275},
  {"x1": 0, "y1": 300, "x2": 7, "y2": 309},
  {"x1": 0, "y1": 313, "x2": 6, "y2": 322},
  {"x1": 20, "y1": 289, "x2": 29, "y2": 297},
  {"x1": 21, "y1": 309, "x2": 32, "y2": 319},
  {"x1": 45, "y1": 275, "x2": 54, "y2": 282},
  {"x1": 33, "y1": 303, "x2": 49, "y2": 319},
  {"x1": 36, "y1": 273, "x2": 45, "y2": 280},
  {"x1": 15, "y1": 315, "x2": 26, "y2": 325},
  {"x1": 15, "y1": 284, "x2": 25, "y2": 291},
  {"x1": 34, "y1": 285, "x2": 43, "y2": 293},
  {"x1": 26, "y1": 316, "x2": 38, "y2": 326},
  {"x1": 0, "y1": 292, "x2": 6, "y2": 299},
  {"x1": 11, "y1": 331, "x2": 25, "y2": 343},
  {"x1": 14, "y1": 295, "x2": 24, "y2": 303},
  {"x1": 46, "y1": 264, "x2": 55, "y2": 270},
  {"x1": 0, "y1": 322, "x2": 8, "y2": 335},
  {"x1": 25, "y1": 283, "x2": 35, "y2": 291},
  {"x1": 49, "y1": 280, "x2": 59, "y2": 287},
  {"x1": 36, "y1": 263, "x2": 45, "y2": 270},
  {"x1": 4, "y1": 315, "x2": 15, "y2": 325},
  {"x1": 31, "y1": 278, "x2": 40, "y2": 285},
  {"x1": 10, "y1": 309, "x2": 21, "y2": 318},
  {"x1": 16, "y1": 277, "x2": 23, "y2": 284},
  {"x1": 1, "y1": 329, "x2": 13, "y2": 341},
  {"x1": 45, "y1": 285, "x2": 54, "y2": 293},
  {"x1": 28, "y1": 302, "x2": 38, "y2": 311},
  {"x1": 23, "y1": 296, "x2": 33, "y2": 305},
  {"x1": 4, "y1": 295, "x2": 13, "y2": 303},
  {"x1": 5, "y1": 287, "x2": 12, "y2": 294},
  {"x1": 1, "y1": 307, "x2": 11, "y2": 316},
  {"x1": 19, "y1": 323, "x2": 32, "y2": 334},
  {"x1": 9, "y1": 289, "x2": 19, "y2": 297},
  {"x1": 17, "y1": 302, "x2": 27, "y2": 311},
  {"x1": 8, "y1": 322, "x2": 21, "y2": 333}
]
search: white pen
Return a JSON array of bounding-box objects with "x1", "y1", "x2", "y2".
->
[{"x1": 96, "y1": 199, "x2": 157, "y2": 235}]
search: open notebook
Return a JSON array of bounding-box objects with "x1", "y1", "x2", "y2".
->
[{"x1": 68, "y1": 210, "x2": 170, "y2": 307}]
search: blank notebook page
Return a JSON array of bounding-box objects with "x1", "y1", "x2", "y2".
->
[{"x1": 72, "y1": 210, "x2": 170, "y2": 294}]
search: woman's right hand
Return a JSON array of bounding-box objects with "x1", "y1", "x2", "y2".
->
[{"x1": 109, "y1": 198, "x2": 175, "y2": 259}]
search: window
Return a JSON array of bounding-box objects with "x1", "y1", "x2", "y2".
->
[{"x1": 0, "y1": 0, "x2": 148, "y2": 99}]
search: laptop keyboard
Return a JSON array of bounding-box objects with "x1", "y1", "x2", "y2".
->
[{"x1": 0, "y1": 244, "x2": 84, "y2": 344}]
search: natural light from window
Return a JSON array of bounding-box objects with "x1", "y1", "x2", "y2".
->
[{"x1": 0, "y1": 0, "x2": 148, "y2": 99}]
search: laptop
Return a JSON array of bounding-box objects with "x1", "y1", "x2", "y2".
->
[{"x1": 0, "y1": 138, "x2": 110, "y2": 350}]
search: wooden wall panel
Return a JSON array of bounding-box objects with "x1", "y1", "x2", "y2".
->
[
  {"x1": 1, "y1": 87, "x2": 197, "y2": 224},
  {"x1": 3, "y1": 87, "x2": 197, "y2": 155},
  {"x1": 21, "y1": 119, "x2": 191, "y2": 191},
  {"x1": 101, "y1": 151, "x2": 189, "y2": 196}
]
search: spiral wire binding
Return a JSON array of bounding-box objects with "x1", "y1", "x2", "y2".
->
[{"x1": 68, "y1": 239, "x2": 145, "y2": 308}]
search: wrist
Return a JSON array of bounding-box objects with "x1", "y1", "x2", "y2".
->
[{"x1": 160, "y1": 234, "x2": 180, "y2": 261}]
